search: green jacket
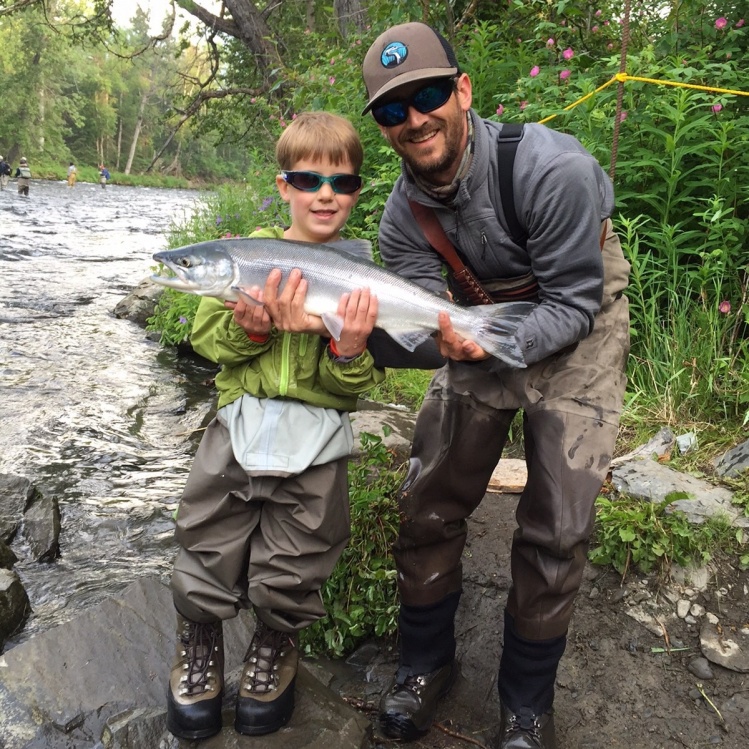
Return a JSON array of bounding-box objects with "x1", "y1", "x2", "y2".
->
[{"x1": 190, "y1": 227, "x2": 385, "y2": 410}]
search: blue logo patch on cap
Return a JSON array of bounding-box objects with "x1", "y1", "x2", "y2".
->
[{"x1": 381, "y1": 42, "x2": 408, "y2": 68}]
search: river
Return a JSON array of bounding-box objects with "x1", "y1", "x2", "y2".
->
[{"x1": 0, "y1": 178, "x2": 216, "y2": 647}]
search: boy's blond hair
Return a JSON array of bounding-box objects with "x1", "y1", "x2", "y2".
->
[{"x1": 275, "y1": 112, "x2": 364, "y2": 174}]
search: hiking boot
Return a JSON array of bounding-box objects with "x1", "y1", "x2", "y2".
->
[
  {"x1": 166, "y1": 615, "x2": 224, "y2": 740},
  {"x1": 378, "y1": 661, "x2": 457, "y2": 741},
  {"x1": 498, "y1": 703, "x2": 557, "y2": 749},
  {"x1": 234, "y1": 619, "x2": 299, "y2": 736}
]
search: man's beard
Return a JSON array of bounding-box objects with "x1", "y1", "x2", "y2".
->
[{"x1": 396, "y1": 115, "x2": 465, "y2": 182}]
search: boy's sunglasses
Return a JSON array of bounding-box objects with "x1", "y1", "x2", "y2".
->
[
  {"x1": 281, "y1": 170, "x2": 362, "y2": 195},
  {"x1": 372, "y1": 78, "x2": 456, "y2": 127}
]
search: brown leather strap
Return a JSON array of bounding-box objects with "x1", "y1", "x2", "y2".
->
[{"x1": 408, "y1": 200, "x2": 494, "y2": 305}]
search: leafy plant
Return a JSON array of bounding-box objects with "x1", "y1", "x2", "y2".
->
[
  {"x1": 299, "y1": 431, "x2": 406, "y2": 657},
  {"x1": 589, "y1": 492, "x2": 732, "y2": 578}
]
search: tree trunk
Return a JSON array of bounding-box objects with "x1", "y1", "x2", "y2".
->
[
  {"x1": 333, "y1": 0, "x2": 366, "y2": 39},
  {"x1": 125, "y1": 91, "x2": 148, "y2": 175},
  {"x1": 306, "y1": 0, "x2": 315, "y2": 32},
  {"x1": 115, "y1": 92, "x2": 123, "y2": 171}
]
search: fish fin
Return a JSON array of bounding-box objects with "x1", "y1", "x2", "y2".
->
[
  {"x1": 321, "y1": 312, "x2": 345, "y2": 341},
  {"x1": 473, "y1": 301, "x2": 537, "y2": 367},
  {"x1": 232, "y1": 286, "x2": 263, "y2": 307},
  {"x1": 388, "y1": 330, "x2": 434, "y2": 353},
  {"x1": 325, "y1": 239, "x2": 373, "y2": 261}
]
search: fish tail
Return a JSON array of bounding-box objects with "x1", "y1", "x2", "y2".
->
[{"x1": 473, "y1": 301, "x2": 537, "y2": 367}]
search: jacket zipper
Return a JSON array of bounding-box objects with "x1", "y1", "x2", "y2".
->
[{"x1": 279, "y1": 333, "x2": 291, "y2": 396}]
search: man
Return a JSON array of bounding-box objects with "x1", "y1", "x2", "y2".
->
[
  {"x1": 0, "y1": 155, "x2": 11, "y2": 190},
  {"x1": 361, "y1": 22, "x2": 630, "y2": 749},
  {"x1": 15, "y1": 157, "x2": 31, "y2": 196}
]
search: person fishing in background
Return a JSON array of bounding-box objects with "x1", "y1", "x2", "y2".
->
[
  {"x1": 165, "y1": 111, "x2": 385, "y2": 741},
  {"x1": 361, "y1": 22, "x2": 631, "y2": 749},
  {"x1": 0, "y1": 155, "x2": 11, "y2": 190},
  {"x1": 67, "y1": 162, "x2": 77, "y2": 188},
  {"x1": 15, "y1": 157, "x2": 31, "y2": 196},
  {"x1": 99, "y1": 164, "x2": 110, "y2": 187}
]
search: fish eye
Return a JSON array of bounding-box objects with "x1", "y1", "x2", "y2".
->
[{"x1": 177, "y1": 258, "x2": 191, "y2": 268}]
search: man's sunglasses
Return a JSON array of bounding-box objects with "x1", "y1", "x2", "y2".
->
[
  {"x1": 372, "y1": 78, "x2": 456, "y2": 127},
  {"x1": 281, "y1": 170, "x2": 362, "y2": 195}
]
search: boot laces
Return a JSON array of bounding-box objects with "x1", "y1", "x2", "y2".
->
[
  {"x1": 242, "y1": 621, "x2": 295, "y2": 694},
  {"x1": 178, "y1": 620, "x2": 220, "y2": 697},
  {"x1": 394, "y1": 667, "x2": 428, "y2": 695},
  {"x1": 505, "y1": 707, "x2": 544, "y2": 742}
]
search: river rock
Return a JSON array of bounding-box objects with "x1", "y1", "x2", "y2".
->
[
  {"x1": 20, "y1": 490, "x2": 61, "y2": 563},
  {"x1": 0, "y1": 568, "x2": 31, "y2": 650},
  {"x1": 0, "y1": 474, "x2": 35, "y2": 543},
  {"x1": 113, "y1": 278, "x2": 164, "y2": 327},
  {"x1": 713, "y1": 438, "x2": 749, "y2": 478},
  {"x1": 700, "y1": 619, "x2": 749, "y2": 673},
  {"x1": 0, "y1": 576, "x2": 371, "y2": 749},
  {"x1": 611, "y1": 460, "x2": 748, "y2": 527},
  {"x1": 350, "y1": 402, "x2": 416, "y2": 462},
  {"x1": 0, "y1": 540, "x2": 17, "y2": 570},
  {"x1": 610, "y1": 427, "x2": 675, "y2": 466}
]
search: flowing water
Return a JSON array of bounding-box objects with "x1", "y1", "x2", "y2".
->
[{"x1": 0, "y1": 178, "x2": 216, "y2": 647}]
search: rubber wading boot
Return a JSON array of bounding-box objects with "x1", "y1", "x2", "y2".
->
[
  {"x1": 498, "y1": 703, "x2": 557, "y2": 749},
  {"x1": 379, "y1": 661, "x2": 457, "y2": 740},
  {"x1": 234, "y1": 619, "x2": 299, "y2": 736},
  {"x1": 166, "y1": 615, "x2": 224, "y2": 740}
]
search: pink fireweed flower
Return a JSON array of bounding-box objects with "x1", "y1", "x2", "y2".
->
[
  {"x1": 519, "y1": 100, "x2": 528, "y2": 111},
  {"x1": 496, "y1": 104, "x2": 504, "y2": 116},
  {"x1": 712, "y1": 103, "x2": 723, "y2": 113},
  {"x1": 546, "y1": 38, "x2": 555, "y2": 47},
  {"x1": 562, "y1": 47, "x2": 574, "y2": 60},
  {"x1": 736, "y1": 19, "x2": 745, "y2": 28},
  {"x1": 719, "y1": 300, "x2": 731, "y2": 314},
  {"x1": 530, "y1": 65, "x2": 540, "y2": 77},
  {"x1": 560, "y1": 69, "x2": 571, "y2": 80},
  {"x1": 329, "y1": 76, "x2": 335, "y2": 85},
  {"x1": 592, "y1": 25, "x2": 599, "y2": 32},
  {"x1": 595, "y1": 9, "x2": 602, "y2": 17},
  {"x1": 619, "y1": 110, "x2": 628, "y2": 122},
  {"x1": 715, "y1": 17, "x2": 728, "y2": 29}
]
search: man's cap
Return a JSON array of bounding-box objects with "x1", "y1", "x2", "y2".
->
[
  {"x1": 362, "y1": 22, "x2": 459, "y2": 115},
  {"x1": 19, "y1": 157, "x2": 27, "y2": 164}
]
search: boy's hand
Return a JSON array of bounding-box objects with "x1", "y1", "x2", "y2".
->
[
  {"x1": 225, "y1": 288, "x2": 272, "y2": 338},
  {"x1": 263, "y1": 268, "x2": 328, "y2": 335},
  {"x1": 435, "y1": 311, "x2": 489, "y2": 361},
  {"x1": 334, "y1": 288, "x2": 378, "y2": 358}
]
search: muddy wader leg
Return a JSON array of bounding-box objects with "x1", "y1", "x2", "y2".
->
[{"x1": 379, "y1": 390, "x2": 515, "y2": 740}]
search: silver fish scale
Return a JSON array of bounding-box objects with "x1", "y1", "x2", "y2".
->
[{"x1": 226, "y1": 238, "x2": 455, "y2": 333}]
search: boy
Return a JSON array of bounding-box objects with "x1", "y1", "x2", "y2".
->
[{"x1": 166, "y1": 111, "x2": 384, "y2": 741}]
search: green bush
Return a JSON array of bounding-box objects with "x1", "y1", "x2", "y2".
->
[{"x1": 300, "y1": 431, "x2": 405, "y2": 657}]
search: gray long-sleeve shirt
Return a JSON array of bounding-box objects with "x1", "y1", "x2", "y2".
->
[{"x1": 378, "y1": 111, "x2": 628, "y2": 366}]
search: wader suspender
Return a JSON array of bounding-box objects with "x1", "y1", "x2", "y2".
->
[{"x1": 408, "y1": 124, "x2": 528, "y2": 306}]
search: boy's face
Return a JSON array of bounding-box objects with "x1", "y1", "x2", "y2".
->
[{"x1": 276, "y1": 156, "x2": 361, "y2": 244}]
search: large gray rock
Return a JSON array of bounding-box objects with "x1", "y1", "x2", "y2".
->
[
  {"x1": 612, "y1": 459, "x2": 749, "y2": 527},
  {"x1": 0, "y1": 540, "x2": 17, "y2": 570},
  {"x1": 20, "y1": 490, "x2": 60, "y2": 563},
  {"x1": 0, "y1": 569, "x2": 31, "y2": 650},
  {"x1": 714, "y1": 438, "x2": 749, "y2": 478},
  {"x1": 0, "y1": 474, "x2": 34, "y2": 543},
  {"x1": 113, "y1": 278, "x2": 164, "y2": 327},
  {"x1": 0, "y1": 577, "x2": 371, "y2": 749}
]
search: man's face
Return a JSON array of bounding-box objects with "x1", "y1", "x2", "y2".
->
[{"x1": 376, "y1": 73, "x2": 472, "y2": 185}]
